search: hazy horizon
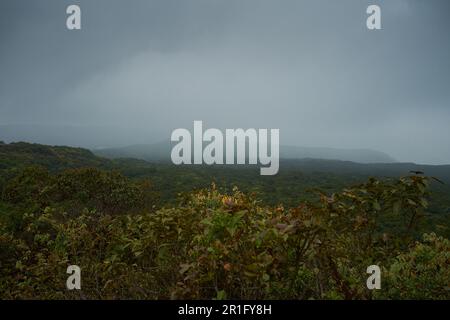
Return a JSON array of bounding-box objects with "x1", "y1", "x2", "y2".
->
[{"x1": 1, "y1": 0, "x2": 450, "y2": 164}]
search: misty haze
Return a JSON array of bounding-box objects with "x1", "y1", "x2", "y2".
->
[
  {"x1": 0, "y1": 0, "x2": 449, "y2": 302},
  {"x1": 1, "y1": 0, "x2": 449, "y2": 164}
]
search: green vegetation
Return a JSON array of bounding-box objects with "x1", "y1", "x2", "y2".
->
[{"x1": 0, "y1": 142, "x2": 449, "y2": 299}]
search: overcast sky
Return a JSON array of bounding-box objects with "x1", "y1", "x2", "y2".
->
[{"x1": 0, "y1": 0, "x2": 449, "y2": 164}]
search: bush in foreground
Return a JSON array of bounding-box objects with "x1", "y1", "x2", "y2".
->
[{"x1": 0, "y1": 170, "x2": 448, "y2": 299}]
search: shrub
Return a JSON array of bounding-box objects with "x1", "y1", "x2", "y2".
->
[{"x1": 0, "y1": 174, "x2": 448, "y2": 300}]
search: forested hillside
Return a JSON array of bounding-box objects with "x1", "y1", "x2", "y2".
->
[
  {"x1": 0, "y1": 141, "x2": 110, "y2": 171},
  {"x1": 0, "y1": 142, "x2": 449, "y2": 299}
]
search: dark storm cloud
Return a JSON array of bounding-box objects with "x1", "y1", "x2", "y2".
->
[{"x1": 0, "y1": 0, "x2": 449, "y2": 163}]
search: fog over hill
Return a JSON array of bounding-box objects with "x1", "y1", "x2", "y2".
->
[
  {"x1": 1, "y1": 125, "x2": 396, "y2": 164},
  {"x1": 0, "y1": 124, "x2": 163, "y2": 149},
  {"x1": 1, "y1": 1, "x2": 450, "y2": 165},
  {"x1": 93, "y1": 140, "x2": 396, "y2": 164}
]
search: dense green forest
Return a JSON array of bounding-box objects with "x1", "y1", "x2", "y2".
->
[{"x1": 0, "y1": 142, "x2": 449, "y2": 299}]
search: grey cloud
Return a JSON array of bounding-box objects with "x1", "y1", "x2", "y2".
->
[{"x1": 0, "y1": 0, "x2": 449, "y2": 163}]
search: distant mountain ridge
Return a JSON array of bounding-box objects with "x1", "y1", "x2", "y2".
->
[
  {"x1": 281, "y1": 145, "x2": 396, "y2": 163},
  {"x1": 1, "y1": 141, "x2": 449, "y2": 183},
  {"x1": 94, "y1": 141, "x2": 396, "y2": 164}
]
